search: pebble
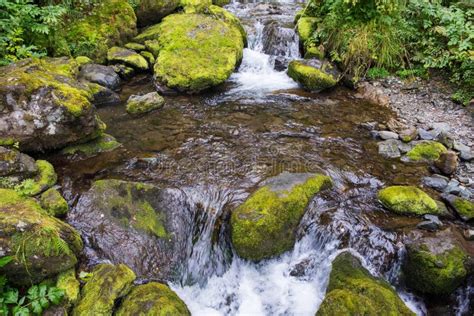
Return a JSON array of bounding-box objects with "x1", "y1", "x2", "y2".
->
[
  {"x1": 417, "y1": 214, "x2": 443, "y2": 231},
  {"x1": 434, "y1": 151, "x2": 458, "y2": 175},
  {"x1": 418, "y1": 128, "x2": 436, "y2": 140},
  {"x1": 378, "y1": 131, "x2": 399, "y2": 140},
  {"x1": 453, "y1": 141, "x2": 474, "y2": 161}
]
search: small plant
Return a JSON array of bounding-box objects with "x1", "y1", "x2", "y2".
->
[
  {"x1": 367, "y1": 67, "x2": 390, "y2": 80},
  {"x1": 0, "y1": 256, "x2": 65, "y2": 315}
]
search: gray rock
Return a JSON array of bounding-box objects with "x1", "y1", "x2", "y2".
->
[
  {"x1": 417, "y1": 214, "x2": 443, "y2": 231},
  {"x1": 423, "y1": 175, "x2": 449, "y2": 191},
  {"x1": 418, "y1": 128, "x2": 436, "y2": 140},
  {"x1": 397, "y1": 141, "x2": 413, "y2": 154},
  {"x1": 378, "y1": 140, "x2": 401, "y2": 158},
  {"x1": 453, "y1": 141, "x2": 473, "y2": 161},
  {"x1": 92, "y1": 86, "x2": 121, "y2": 107},
  {"x1": 436, "y1": 132, "x2": 454, "y2": 149},
  {"x1": 444, "y1": 179, "x2": 461, "y2": 195},
  {"x1": 431, "y1": 122, "x2": 451, "y2": 135},
  {"x1": 0, "y1": 146, "x2": 37, "y2": 180},
  {"x1": 399, "y1": 127, "x2": 417, "y2": 142},
  {"x1": 79, "y1": 64, "x2": 121, "y2": 90},
  {"x1": 136, "y1": 0, "x2": 180, "y2": 27},
  {"x1": 126, "y1": 92, "x2": 165, "y2": 115},
  {"x1": 378, "y1": 131, "x2": 399, "y2": 140}
]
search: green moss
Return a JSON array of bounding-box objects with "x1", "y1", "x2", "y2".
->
[
  {"x1": 378, "y1": 186, "x2": 439, "y2": 216},
  {"x1": 55, "y1": 0, "x2": 137, "y2": 63},
  {"x1": 140, "y1": 51, "x2": 156, "y2": 65},
  {"x1": 0, "y1": 138, "x2": 16, "y2": 147},
  {"x1": 40, "y1": 188, "x2": 69, "y2": 217},
  {"x1": 15, "y1": 160, "x2": 57, "y2": 197},
  {"x1": 61, "y1": 134, "x2": 121, "y2": 157},
  {"x1": 0, "y1": 189, "x2": 82, "y2": 285},
  {"x1": 404, "y1": 244, "x2": 467, "y2": 295},
  {"x1": 107, "y1": 46, "x2": 149, "y2": 70},
  {"x1": 75, "y1": 56, "x2": 92, "y2": 66},
  {"x1": 452, "y1": 197, "x2": 474, "y2": 221},
  {"x1": 126, "y1": 93, "x2": 165, "y2": 115},
  {"x1": 56, "y1": 269, "x2": 80, "y2": 306},
  {"x1": 212, "y1": 0, "x2": 230, "y2": 6},
  {"x1": 116, "y1": 282, "x2": 190, "y2": 315},
  {"x1": 137, "y1": 12, "x2": 244, "y2": 93},
  {"x1": 406, "y1": 141, "x2": 447, "y2": 161},
  {"x1": 288, "y1": 60, "x2": 338, "y2": 91},
  {"x1": 297, "y1": 17, "x2": 317, "y2": 43},
  {"x1": 207, "y1": 5, "x2": 247, "y2": 45},
  {"x1": 144, "y1": 40, "x2": 161, "y2": 57},
  {"x1": 125, "y1": 42, "x2": 146, "y2": 51},
  {"x1": 231, "y1": 174, "x2": 332, "y2": 261},
  {"x1": 73, "y1": 264, "x2": 136, "y2": 316},
  {"x1": 318, "y1": 252, "x2": 414, "y2": 315},
  {"x1": 304, "y1": 44, "x2": 324, "y2": 59}
]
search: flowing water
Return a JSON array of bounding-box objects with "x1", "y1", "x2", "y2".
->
[{"x1": 46, "y1": 0, "x2": 473, "y2": 315}]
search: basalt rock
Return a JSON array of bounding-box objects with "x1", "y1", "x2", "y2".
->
[{"x1": 69, "y1": 179, "x2": 193, "y2": 280}]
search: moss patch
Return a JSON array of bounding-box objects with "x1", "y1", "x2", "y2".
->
[
  {"x1": 406, "y1": 141, "x2": 447, "y2": 161},
  {"x1": 126, "y1": 92, "x2": 165, "y2": 115},
  {"x1": 404, "y1": 243, "x2": 467, "y2": 295},
  {"x1": 288, "y1": 60, "x2": 339, "y2": 91},
  {"x1": 15, "y1": 160, "x2": 57, "y2": 197},
  {"x1": 231, "y1": 173, "x2": 332, "y2": 261},
  {"x1": 73, "y1": 264, "x2": 136, "y2": 315},
  {"x1": 61, "y1": 133, "x2": 121, "y2": 157},
  {"x1": 297, "y1": 17, "x2": 317, "y2": 43},
  {"x1": 317, "y1": 252, "x2": 414, "y2": 315},
  {"x1": 56, "y1": 269, "x2": 80, "y2": 306},
  {"x1": 116, "y1": 282, "x2": 190, "y2": 315},
  {"x1": 378, "y1": 186, "x2": 439, "y2": 216},
  {"x1": 40, "y1": 188, "x2": 69, "y2": 217},
  {"x1": 107, "y1": 47, "x2": 149, "y2": 70},
  {"x1": 452, "y1": 197, "x2": 474, "y2": 221}
]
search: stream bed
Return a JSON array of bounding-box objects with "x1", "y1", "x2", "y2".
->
[{"x1": 43, "y1": 0, "x2": 473, "y2": 315}]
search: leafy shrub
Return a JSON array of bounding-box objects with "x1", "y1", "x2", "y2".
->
[
  {"x1": 367, "y1": 67, "x2": 390, "y2": 80},
  {"x1": 0, "y1": 256, "x2": 65, "y2": 315}
]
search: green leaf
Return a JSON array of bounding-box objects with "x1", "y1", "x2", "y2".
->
[
  {"x1": 0, "y1": 256, "x2": 13, "y2": 268},
  {"x1": 47, "y1": 287, "x2": 64, "y2": 305},
  {"x1": 4, "y1": 289, "x2": 19, "y2": 304}
]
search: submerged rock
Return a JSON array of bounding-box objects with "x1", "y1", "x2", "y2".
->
[
  {"x1": 0, "y1": 189, "x2": 82, "y2": 285},
  {"x1": 317, "y1": 252, "x2": 413, "y2": 315},
  {"x1": 136, "y1": 0, "x2": 181, "y2": 27},
  {"x1": 134, "y1": 8, "x2": 245, "y2": 93},
  {"x1": 0, "y1": 58, "x2": 105, "y2": 152},
  {"x1": 116, "y1": 282, "x2": 190, "y2": 315},
  {"x1": 287, "y1": 59, "x2": 340, "y2": 92},
  {"x1": 79, "y1": 64, "x2": 121, "y2": 90},
  {"x1": 70, "y1": 179, "x2": 192, "y2": 280},
  {"x1": 403, "y1": 230, "x2": 469, "y2": 295},
  {"x1": 378, "y1": 186, "x2": 440, "y2": 216},
  {"x1": 377, "y1": 140, "x2": 401, "y2": 159},
  {"x1": 60, "y1": 133, "x2": 121, "y2": 157},
  {"x1": 405, "y1": 141, "x2": 447, "y2": 162},
  {"x1": 231, "y1": 172, "x2": 332, "y2": 261},
  {"x1": 107, "y1": 47, "x2": 149, "y2": 71},
  {"x1": 126, "y1": 92, "x2": 165, "y2": 115},
  {"x1": 73, "y1": 264, "x2": 136, "y2": 315}
]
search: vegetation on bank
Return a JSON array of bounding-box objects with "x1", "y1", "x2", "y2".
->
[{"x1": 298, "y1": 0, "x2": 473, "y2": 104}]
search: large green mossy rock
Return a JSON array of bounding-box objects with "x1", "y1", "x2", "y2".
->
[
  {"x1": 134, "y1": 9, "x2": 245, "y2": 93},
  {"x1": 288, "y1": 59, "x2": 340, "y2": 92},
  {"x1": 73, "y1": 264, "x2": 136, "y2": 316},
  {"x1": 136, "y1": 0, "x2": 181, "y2": 27},
  {"x1": 70, "y1": 180, "x2": 191, "y2": 280},
  {"x1": 53, "y1": 0, "x2": 137, "y2": 63},
  {"x1": 403, "y1": 231, "x2": 468, "y2": 295},
  {"x1": 116, "y1": 282, "x2": 190, "y2": 315},
  {"x1": 0, "y1": 189, "x2": 82, "y2": 285},
  {"x1": 406, "y1": 141, "x2": 447, "y2": 161},
  {"x1": 0, "y1": 58, "x2": 106, "y2": 152},
  {"x1": 107, "y1": 47, "x2": 149, "y2": 71},
  {"x1": 317, "y1": 252, "x2": 414, "y2": 315},
  {"x1": 231, "y1": 173, "x2": 332, "y2": 261},
  {"x1": 378, "y1": 186, "x2": 440, "y2": 216}
]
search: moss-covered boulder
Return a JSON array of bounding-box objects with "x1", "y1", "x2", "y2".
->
[
  {"x1": 378, "y1": 186, "x2": 440, "y2": 216},
  {"x1": 403, "y1": 230, "x2": 468, "y2": 295},
  {"x1": 126, "y1": 92, "x2": 165, "y2": 115},
  {"x1": 288, "y1": 59, "x2": 340, "y2": 92},
  {"x1": 406, "y1": 141, "x2": 447, "y2": 161},
  {"x1": 107, "y1": 47, "x2": 149, "y2": 71},
  {"x1": 73, "y1": 264, "x2": 136, "y2": 316},
  {"x1": 136, "y1": 0, "x2": 181, "y2": 27},
  {"x1": 56, "y1": 269, "x2": 80, "y2": 307},
  {"x1": 60, "y1": 133, "x2": 121, "y2": 157},
  {"x1": 40, "y1": 188, "x2": 69, "y2": 217},
  {"x1": 134, "y1": 10, "x2": 245, "y2": 93},
  {"x1": 231, "y1": 173, "x2": 332, "y2": 261},
  {"x1": 442, "y1": 194, "x2": 474, "y2": 221},
  {"x1": 14, "y1": 160, "x2": 57, "y2": 197},
  {"x1": 70, "y1": 180, "x2": 191, "y2": 280},
  {"x1": 0, "y1": 189, "x2": 83, "y2": 285},
  {"x1": 53, "y1": 0, "x2": 137, "y2": 63},
  {"x1": 0, "y1": 58, "x2": 106, "y2": 152},
  {"x1": 317, "y1": 252, "x2": 414, "y2": 315},
  {"x1": 116, "y1": 282, "x2": 190, "y2": 315}
]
